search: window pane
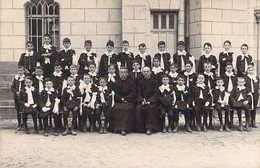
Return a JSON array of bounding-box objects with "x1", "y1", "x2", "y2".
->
[
  {"x1": 55, "y1": 5, "x2": 59, "y2": 15},
  {"x1": 29, "y1": 19, "x2": 32, "y2": 36},
  {"x1": 49, "y1": 5, "x2": 54, "y2": 15},
  {"x1": 161, "y1": 15, "x2": 166, "y2": 29},
  {"x1": 38, "y1": 19, "x2": 42, "y2": 35},
  {"x1": 169, "y1": 14, "x2": 174, "y2": 29},
  {"x1": 38, "y1": 37, "x2": 42, "y2": 50},
  {"x1": 32, "y1": 6, "x2": 36, "y2": 15},
  {"x1": 153, "y1": 14, "x2": 159, "y2": 29},
  {"x1": 37, "y1": 4, "x2": 42, "y2": 15},
  {"x1": 32, "y1": 19, "x2": 36, "y2": 35}
]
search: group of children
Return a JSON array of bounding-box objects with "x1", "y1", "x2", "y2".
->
[{"x1": 11, "y1": 33, "x2": 259, "y2": 136}]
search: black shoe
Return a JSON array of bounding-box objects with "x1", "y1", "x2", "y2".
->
[
  {"x1": 25, "y1": 129, "x2": 30, "y2": 134},
  {"x1": 186, "y1": 126, "x2": 192, "y2": 133}
]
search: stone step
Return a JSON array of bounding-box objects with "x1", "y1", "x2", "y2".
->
[
  {"x1": 0, "y1": 74, "x2": 15, "y2": 87},
  {"x1": 0, "y1": 87, "x2": 13, "y2": 100},
  {"x1": 0, "y1": 62, "x2": 18, "y2": 74},
  {"x1": 0, "y1": 100, "x2": 14, "y2": 106},
  {"x1": 0, "y1": 107, "x2": 17, "y2": 119}
]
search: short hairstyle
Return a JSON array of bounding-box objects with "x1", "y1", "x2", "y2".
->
[
  {"x1": 106, "y1": 40, "x2": 114, "y2": 47},
  {"x1": 25, "y1": 76, "x2": 33, "y2": 81},
  {"x1": 177, "y1": 74, "x2": 185, "y2": 80},
  {"x1": 203, "y1": 42, "x2": 212, "y2": 48},
  {"x1": 223, "y1": 40, "x2": 231, "y2": 45},
  {"x1": 17, "y1": 65, "x2": 25, "y2": 70},
  {"x1": 153, "y1": 57, "x2": 160, "y2": 62},
  {"x1": 120, "y1": 67, "x2": 128, "y2": 71},
  {"x1": 44, "y1": 77, "x2": 53, "y2": 83},
  {"x1": 99, "y1": 77, "x2": 107, "y2": 83},
  {"x1": 63, "y1": 38, "x2": 71, "y2": 43},
  {"x1": 88, "y1": 62, "x2": 96, "y2": 67},
  {"x1": 203, "y1": 61, "x2": 212, "y2": 66},
  {"x1": 132, "y1": 60, "x2": 140, "y2": 65},
  {"x1": 84, "y1": 40, "x2": 92, "y2": 46},
  {"x1": 83, "y1": 73, "x2": 91, "y2": 78},
  {"x1": 225, "y1": 62, "x2": 233, "y2": 67},
  {"x1": 67, "y1": 76, "x2": 75, "y2": 80},
  {"x1": 70, "y1": 64, "x2": 77, "y2": 69},
  {"x1": 139, "y1": 43, "x2": 146, "y2": 48},
  {"x1": 215, "y1": 77, "x2": 223, "y2": 81},
  {"x1": 122, "y1": 40, "x2": 129, "y2": 45},
  {"x1": 237, "y1": 77, "x2": 245, "y2": 82},
  {"x1": 185, "y1": 61, "x2": 193, "y2": 67},
  {"x1": 177, "y1": 41, "x2": 185, "y2": 46},
  {"x1": 241, "y1": 43, "x2": 248, "y2": 49},
  {"x1": 170, "y1": 63, "x2": 178, "y2": 69},
  {"x1": 43, "y1": 34, "x2": 51, "y2": 39},
  {"x1": 158, "y1": 41, "x2": 165, "y2": 47},
  {"x1": 35, "y1": 66, "x2": 43, "y2": 70},
  {"x1": 161, "y1": 74, "x2": 169, "y2": 79},
  {"x1": 247, "y1": 64, "x2": 255, "y2": 70},
  {"x1": 26, "y1": 41, "x2": 34, "y2": 46},
  {"x1": 108, "y1": 64, "x2": 116, "y2": 69},
  {"x1": 54, "y1": 61, "x2": 61, "y2": 67},
  {"x1": 198, "y1": 73, "x2": 205, "y2": 78}
]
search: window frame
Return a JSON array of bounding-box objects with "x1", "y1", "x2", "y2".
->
[{"x1": 150, "y1": 11, "x2": 178, "y2": 32}]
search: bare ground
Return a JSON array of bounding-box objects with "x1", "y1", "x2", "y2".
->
[{"x1": 0, "y1": 113, "x2": 260, "y2": 168}]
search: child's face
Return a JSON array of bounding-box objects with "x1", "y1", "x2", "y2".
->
[
  {"x1": 177, "y1": 45, "x2": 185, "y2": 52},
  {"x1": 185, "y1": 64, "x2": 192, "y2": 72},
  {"x1": 170, "y1": 65, "x2": 177, "y2": 73},
  {"x1": 177, "y1": 78, "x2": 185, "y2": 85},
  {"x1": 89, "y1": 65, "x2": 96, "y2": 73},
  {"x1": 139, "y1": 46, "x2": 146, "y2": 54},
  {"x1": 54, "y1": 66, "x2": 62, "y2": 72},
  {"x1": 35, "y1": 69, "x2": 43, "y2": 76},
  {"x1": 162, "y1": 77, "x2": 169, "y2": 85},
  {"x1": 99, "y1": 79, "x2": 107, "y2": 87},
  {"x1": 17, "y1": 68, "x2": 25, "y2": 75},
  {"x1": 108, "y1": 66, "x2": 116, "y2": 74},
  {"x1": 83, "y1": 75, "x2": 91, "y2": 84},
  {"x1": 158, "y1": 45, "x2": 165, "y2": 52},
  {"x1": 107, "y1": 45, "x2": 114, "y2": 53},
  {"x1": 67, "y1": 77, "x2": 75, "y2": 86},
  {"x1": 247, "y1": 67, "x2": 255, "y2": 75},
  {"x1": 223, "y1": 42, "x2": 231, "y2": 51},
  {"x1": 132, "y1": 63, "x2": 140, "y2": 70},
  {"x1": 25, "y1": 79, "x2": 33, "y2": 87},
  {"x1": 203, "y1": 64, "x2": 212, "y2": 72},
  {"x1": 216, "y1": 80, "x2": 224, "y2": 87},
  {"x1": 122, "y1": 43, "x2": 129, "y2": 51},
  {"x1": 70, "y1": 67, "x2": 77, "y2": 75},
  {"x1": 44, "y1": 36, "x2": 51, "y2": 45},
  {"x1": 45, "y1": 81, "x2": 53, "y2": 89},
  {"x1": 153, "y1": 59, "x2": 160, "y2": 67},
  {"x1": 26, "y1": 43, "x2": 34, "y2": 52},
  {"x1": 225, "y1": 65, "x2": 233, "y2": 72},
  {"x1": 84, "y1": 43, "x2": 92, "y2": 52},
  {"x1": 63, "y1": 42, "x2": 71, "y2": 49},
  {"x1": 237, "y1": 79, "x2": 245, "y2": 87},
  {"x1": 197, "y1": 75, "x2": 205, "y2": 83},
  {"x1": 203, "y1": 45, "x2": 212, "y2": 54},
  {"x1": 241, "y1": 46, "x2": 248, "y2": 55}
]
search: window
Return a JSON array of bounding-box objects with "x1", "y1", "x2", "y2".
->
[
  {"x1": 151, "y1": 12, "x2": 177, "y2": 31},
  {"x1": 25, "y1": 0, "x2": 60, "y2": 51}
]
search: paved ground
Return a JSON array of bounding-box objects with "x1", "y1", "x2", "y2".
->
[{"x1": 0, "y1": 114, "x2": 260, "y2": 168}]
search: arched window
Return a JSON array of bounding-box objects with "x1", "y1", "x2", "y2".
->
[{"x1": 25, "y1": 0, "x2": 60, "y2": 51}]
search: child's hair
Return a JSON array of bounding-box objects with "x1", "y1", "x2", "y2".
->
[
  {"x1": 161, "y1": 74, "x2": 169, "y2": 79},
  {"x1": 177, "y1": 41, "x2": 185, "y2": 46},
  {"x1": 84, "y1": 40, "x2": 92, "y2": 46},
  {"x1": 25, "y1": 76, "x2": 33, "y2": 81},
  {"x1": 54, "y1": 61, "x2": 61, "y2": 67},
  {"x1": 44, "y1": 77, "x2": 53, "y2": 84},
  {"x1": 83, "y1": 73, "x2": 91, "y2": 78},
  {"x1": 99, "y1": 77, "x2": 107, "y2": 83},
  {"x1": 153, "y1": 57, "x2": 160, "y2": 62},
  {"x1": 203, "y1": 42, "x2": 212, "y2": 48},
  {"x1": 120, "y1": 67, "x2": 128, "y2": 71},
  {"x1": 70, "y1": 64, "x2": 77, "y2": 69},
  {"x1": 197, "y1": 73, "x2": 205, "y2": 78},
  {"x1": 139, "y1": 43, "x2": 146, "y2": 48},
  {"x1": 122, "y1": 40, "x2": 129, "y2": 45},
  {"x1": 215, "y1": 77, "x2": 223, "y2": 82},
  {"x1": 106, "y1": 40, "x2": 114, "y2": 47},
  {"x1": 67, "y1": 76, "x2": 75, "y2": 81},
  {"x1": 157, "y1": 41, "x2": 165, "y2": 47},
  {"x1": 35, "y1": 66, "x2": 43, "y2": 71},
  {"x1": 247, "y1": 64, "x2": 255, "y2": 71},
  {"x1": 223, "y1": 40, "x2": 231, "y2": 45},
  {"x1": 170, "y1": 62, "x2": 178, "y2": 69},
  {"x1": 203, "y1": 61, "x2": 212, "y2": 66},
  {"x1": 26, "y1": 41, "x2": 34, "y2": 46},
  {"x1": 108, "y1": 64, "x2": 116, "y2": 69},
  {"x1": 88, "y1": 62, "x2": 96, "y2": 67},
  {"x1": 241, "y1": 43, "x2": 248, "y2": 49},
  {"x1": 17, "y1": 65, "x2": 25, "y2": 70},
  {"x1": 43, "y1": 34, "x2": 51, "y2": 39},
  {"x1": 185, "y1": 61, "x2": 193, "y2": 67},
  {"x1": 63, "y1": 38, "x2": 71, "y2": 43},
  {"x1": 132, "y1": 60, "x2": 140, "y2": 65},
  {"x1": 177, "y1": 74, "x2": 185, "y2": 80},
  {"x1": 225, "y1": 62, "x2": 233, "y2": 67},
  {"x1": 237, "y1": 77, "x2": 245, "y2": 82}
]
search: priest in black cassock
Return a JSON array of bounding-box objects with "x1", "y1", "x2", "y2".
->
[
  {"x1": 113, "y1": 67, "x2": 136, "y2": 136},
  {"x1": 136, "y1": 67, "x2": 160, "y2": 135}
]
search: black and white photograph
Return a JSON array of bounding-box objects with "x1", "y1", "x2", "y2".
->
[{"x1": 0, "y1": 0, "x2": 260, "y2": 167}]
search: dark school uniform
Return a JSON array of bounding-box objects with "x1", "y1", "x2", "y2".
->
[
  {"x1": 183, "y1": 71, "x2": 197, "y2": 90},
  {"x1": 58, "y1": 48, "x2": 76, "y2": 77},
  {"x1": 135, "y1": 53, "x2": 152, "y2": 69},
  {"x1": 105, "y1": 73, "x2": 119, "y2": 91},
  {"x1": 168, "y1": 72, "x2": 179, "y2": 87},
  {"x1": 151, "y1": 66, "x2": 164, "y2": 85},
  {"x1": 173, "y1": 51, "x2": 196, "y2": 73},
  {"x1": 203, "y1": 71, "x2": 216, "y2": 91},
  {"x1": 154, "y1": 52, "x2": 171, "y2": 72},
  {"x1": 70, "y1": 74, "x2": 82, "y2": 87},
  {"x1": 236, "y1": 54, "x2": 254, "y2": 77},
  {"x1": 129, "y1": 69, "x2": 143, "y2": 91},
  {"x1": 98, "y1": 52, "x2": 119, "y2": 77},
  {"x1": 219, "y1": 51, "x2": 234, "y2": 76},
  {"x1": 198, "y1": 54, "x2": 218, "y2": 74},
  {"x1": 18, "y1": 51, "x2": 36, "y2": 75},
  {"x1": 78, "y1": 51, "x2": 97, "y2": 75},
  {"x1": 88, "y1": 72, "x2": 99, "y2": 87},
  {"x1": 118, "y1": 51, "x2": 134, "y2": 72},
  {"x1": 222, "y1": 71, "x2": 237, "y2": 93}
]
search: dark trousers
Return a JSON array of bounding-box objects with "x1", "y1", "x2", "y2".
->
[
  {"x1": 23, "y1": 112, "x2": 38, "y2": 129},
  {"x1": 160, "y1": 106, "x2": 173, "y2": 128},
  {"x1": 194, "y1": 106, "x2": 210, "y2": 126},
  {"x1": 14, "y1": 99, "x2": 22, "y2": 126},
  {"x1": 174, "y1": 109, "x2": 190, "y2": 127},
  {"x1": 234, "y1": 104, "x2": 250, "y2": 124},
  {"x1": 215, "y1": 104, "x2": 230, "y2": 125},
  {"x1": 95, "y1": 104, "x2": 112, "y2": 127},
  {"x1": 81, "y1": 107, "x2": 95, "y2": 129},
  {"x1": 63, "y1": 109, "x2": 78, "y2": 128}
]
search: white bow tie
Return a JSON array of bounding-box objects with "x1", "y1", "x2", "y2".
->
[
  {"x1": 36, "y1": 75, "x2": 44, "y2": 81},
  {"x1": 223, "y1": 51, "x2": 233, "y2": 55},
  {"x1": 133, "y1": 69, "x2": 141, "y2": 73},
  {"x1": 25, "y1": 50, "x2": 34, "y2": 57},
  {"x1": 159, "y1": 84, "x2": 170, "y2": 93},
  {"x1": 15, "y1": 75, "x2": 25, "y2": 81},
  {"x1": 248, "y1": 74, "x2": 257, "y2": 81},
  {"x1": 53, "y1": 71, "x2": 62, "y2": 77},
  {"x1": 237, "y1": 86, "x2": 245, "y2": 91},
  {"x1": 204, "y1": 53, "x2": 211, "y2": 58},
  {"x1": 45, "y1": 87, "x2": 55, "y2": 94},
  {"x1": 177, "y1": 50, "x2": 187, "y2": 56},
  {"x1": 105, "y1": 51, "x2": 114, "y2": 57},
  {"x1": 169, "y1": 72, "x2": 178, "y2": 78},
  {"x1": 176, "y1": 84, "x2": 185, "y2": 91},
  {"x1": 63, "y1": 47, "x2": 71, "y2": 52},
  {"x1": 108, "y1": 74, "x2": 116, "y2": 82},
  {"x1": 89, "y1": 72, "x2": 97, "y2": 77},
  {"x1": 197, "y1": 83, "x2": 205, "y2": 89},
  {"x1": 152, "y1": 67, "x2": 163, "y2": 75},
  {"x1": 225, "y1": 71, "x2": 234, "y2": 77},
  {"x1": 67, "y1": 85, "x2": 75, "y2": 91},
  {"x1": 25, "y1": 86, "x2": 35, "y2": 92},
  {"x1": 71, "y1": 74, "x2": 78, "y2": 78},
  {"x1": 216, "y1": 86, "x2": 225, "y2": 92},
  {"x1": 159, "y1": 51, "x2": 166, "y2": 55},
  {"x1": 184, "y1": 71, "x2": 193, "y2": 76},
  {"x1": 85, "y1": 51, "x2": 93, "y2": 57},
  {"x1": 98, "y1": 86, "x2": 108, "y2": 92},
  {"x1": 204, "y1": 71, "x2": 213, "y2": 77},
  {"x1": 139, "y1": 53, "x2": 148, "y2": 60},
  {"x1": 123, "y1": 50, "x2": 131, "y2": 55},
  {"x1": 241, "y1": 54, "x2": 249, "y2": 60},
  {"x1": 43, "y1": 44, "x2": 52, "y2": 50}
]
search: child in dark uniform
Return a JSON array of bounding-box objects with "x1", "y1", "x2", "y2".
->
[
  {"x1": 154, "y1": 41, "x2": 171, "y2": 74},
  {"x1": 130, "y1": 60, "x2": 143, "y2": 89},
  {"x1": 78, "y1": 40, "x2": 97, "y2": 75},
  {"x1": 151, "y1": 57, "x2": 164, "y2": 85},
  {"x1": 59, "y1": 38, "x2": 76, "y2": 78},
  {"x1": 158, "y1": 75, "x2": 174, "y2": 133},
  {"x1": 19, "y1": 76, "x2": 38, "y2": 134},
  {"x1": 18, "y1": 41, "x2": 36, "y2": 75},
  {"x1": 236, "y1": 44, "x2": 255, "y2": 77},
  {"x1": 135, "y1": 43, "x2": 152, "y2": 69},
  {"x1": 69, "y1": 64, "x2": 82, "y2": 87},
  {"x1": 106, "y1": 64, "x2": 118, "y2": 90},
  {"x1": 11, "y1": 66, "x2": 25, "y2": 131},
  {"x1": 219, "y1": 40, "x2": 235, "y2": 76},
  {"x1": 168, "y1": 63, "x2": 179, "y2": 87},
  {"x1": 36, "y1": 34, "x2": 57, "y2": 78},
  {"x1": 230, "y1": 77, "x2": 251, "y2": 132},
  {"x1": 88, "y1": 62, "x2": 99, "y2": 87},
  {"x1": 99, "y1": 40, "x2": 119, "y2": 77},
  {"x1": 244, "y1": 65, "x2": 259, "y2": 128},
  {"x1": 118, "y1": 40, "x2": 134, "y2": 72}
]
